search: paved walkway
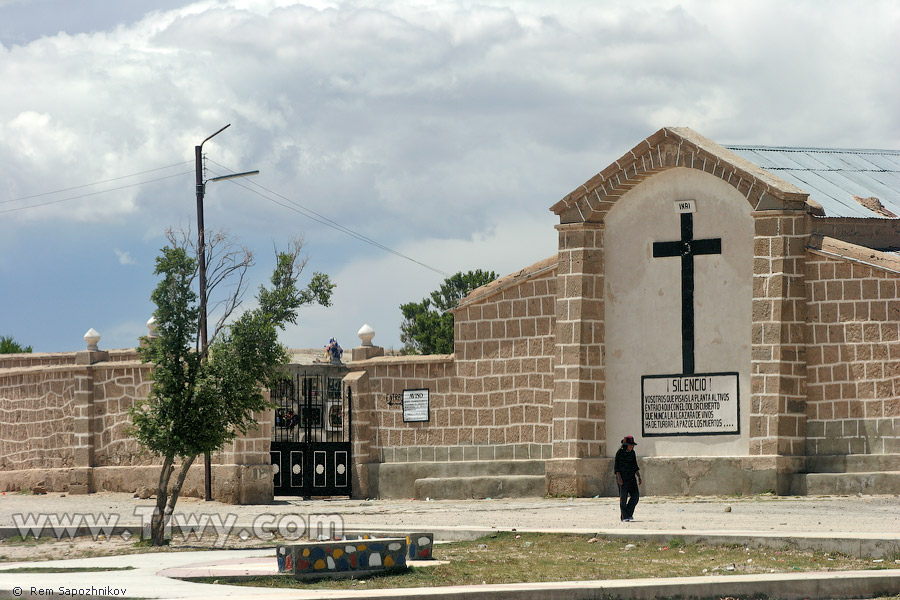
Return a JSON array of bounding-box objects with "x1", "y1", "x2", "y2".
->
[{"x1": 0, "y1": 492, "x2": 898, "y2": 599}]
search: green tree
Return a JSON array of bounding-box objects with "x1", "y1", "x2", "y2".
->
[
  {"x1": 131, "y1": 232, "x2": 333, "y2": 545},
  {"x1": 0, "y1": 336, "x2": 32, "y2": 354},
  {"x1": 400, "y1": 269, "x2": 497, "y2": 355}
]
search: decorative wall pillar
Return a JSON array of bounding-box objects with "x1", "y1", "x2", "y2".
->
[
  {"x1": 70, "y1": 329, "x2": 109, "y2": 494},
  {"x1": 547, "y1": 223, "x2": 606, "y2": 496},
  {"x1": 750, "y1": 210, "x2": 810, "y2": 488}
]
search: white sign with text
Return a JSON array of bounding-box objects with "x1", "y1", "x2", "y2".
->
[
  {"x1": 641, "y1": 373, "x2": 739, "y2": 436},
  {"x1": 402, "y1": 388, "x2": 430, "y2": 423}
]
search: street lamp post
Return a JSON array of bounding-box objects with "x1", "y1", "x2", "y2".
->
[{"x1": 194, "y1": 124, "x2": 259, "y2": 501}]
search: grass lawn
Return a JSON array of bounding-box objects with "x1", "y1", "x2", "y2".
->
[{"x1": 186, "y1": 531, "x2": 896, "y2": 590}]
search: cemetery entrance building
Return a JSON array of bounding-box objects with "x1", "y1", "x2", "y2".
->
[{"x1": 3, "y1": 127, "x2": 900, "y2": 504}]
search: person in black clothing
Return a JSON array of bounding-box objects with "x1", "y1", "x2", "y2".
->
[{"x1": 614, "y1": 435, "x2": 642, "y2": 522}]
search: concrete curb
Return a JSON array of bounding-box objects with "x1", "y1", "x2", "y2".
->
[
  {"x1": 343, "y1": 525, "x2": 900, "y2": 559},
  {"x1": 2, "y1": 523, "x2": 899, "y2": 559},
  {"x1": 3, "y1": 569, "x2": 899, "y2": 600},
  {"x1": 257, "y1": 570, "x2": 900, "y2": 600}
]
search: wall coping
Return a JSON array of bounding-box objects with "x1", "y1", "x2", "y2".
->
[
  {"x1": 0, "y1": 359, "x2": 149, "y2": 378},
  {"x1": 455, "y1": 255, "x2": 558, "y2": 312},
  {"x1": 808, "y1": 235, "x2": 900, "y2": 277},
  {"x1": 349, "y1": 354, "x2": 454, "y2": 369}
]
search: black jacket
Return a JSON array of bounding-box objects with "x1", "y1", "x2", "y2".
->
[{"x1": 614, "y1": 447, "x2": 640, "y2": 479}]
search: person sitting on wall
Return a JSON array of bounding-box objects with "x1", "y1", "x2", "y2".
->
[{"x1": 614, "y1": 435, "x2": 642, "y2": 522}]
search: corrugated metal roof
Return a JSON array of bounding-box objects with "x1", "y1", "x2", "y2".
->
[{"x1": 725, "y1": 145, "x2": 900, "y2": 219}]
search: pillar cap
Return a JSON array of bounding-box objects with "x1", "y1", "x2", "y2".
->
[
  {"x1": 146, "y1": 317, "x2": 159, "y2": 339},
  {"x1": 357, "y1": 323, "x2": 375, "y2": 346},
  {"x1": 84, "y1": 328, "x2": 101, "y2": 351}
]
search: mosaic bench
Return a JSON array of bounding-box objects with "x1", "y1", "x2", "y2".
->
[{"x1": 276, "y1": 537, "x2": 408, "y2": 580}]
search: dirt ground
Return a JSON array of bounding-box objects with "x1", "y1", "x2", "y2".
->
[{"x1": 1, "y1": 491, "x2": 898, "y2": 563}]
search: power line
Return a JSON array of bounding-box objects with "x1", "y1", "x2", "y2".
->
[
  {"x1": 1, "y1": 160, "x2": 194, "y2": 205},
  {"x1": 1, "y1": 156, "x2": 451, "y2": 278},
  {"x1": 205, "y1": 161, "x2": 451, "y2": 277},
  {"x1": 0, "y1": 170, "x2": 194, "y2": 214}
]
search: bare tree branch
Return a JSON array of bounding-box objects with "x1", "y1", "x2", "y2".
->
[
  {"x1": 205, "y1": 230, "x2": 254, "y2": 341},
  {"x1": 164, "y1": 226, "x2": 254, "y2": 351}
]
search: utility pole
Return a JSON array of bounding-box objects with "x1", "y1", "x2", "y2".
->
[
  {"x1": 196, "y1": 124, "x2": 230, "y2": 357},
  {"x1": 194, "y1": 124, "x2": 259, "y2": 501}
]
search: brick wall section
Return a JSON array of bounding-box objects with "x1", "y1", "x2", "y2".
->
[
  {"x1": 91, "y1": 361, "x2": 155, "y2": 466},
  {"x1": 811, "y1": 217, "x2": 900, "y2": 251},
  {"x1": 805, "y1": 240, "x2": 900, "y2": 455},
  {"x1": 454, "y1": 267, "x2": 556, "y2": 455},
  {"x1": 359, "y1": 355, "x2": 455, "y2": 458},
  {"x1": 1, "y1": 352, "x2": 267, "y2": 476},
  {"x1": 750, "y1": 210, "x2": 809, "y2": 455},
  {"x1": 223, "y1": 406, "x2": 273, "y2": 467},
  {"x1": 552, "y1": 223, "x2": 605, "y2": 459},
  {"x1": 349, "y1": 261, "x2": 558, "y2": 463},
  {"x1": 0, "y1": 365, "x2": 77, "y2": 470}
]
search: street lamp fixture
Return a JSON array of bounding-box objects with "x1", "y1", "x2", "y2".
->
[
  {"x1": 194, "y1": 124, "x2": 259, "y2": 501},
  {"x1": 208, "y1": 170, "x2": 260, "y2": 183}
]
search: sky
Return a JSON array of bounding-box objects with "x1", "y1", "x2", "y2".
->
[{"x1": 1, "y1": 0, "x2": 898, "y2": 354}]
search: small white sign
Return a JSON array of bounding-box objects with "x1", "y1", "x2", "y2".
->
[
  {"x1": 402, "y1": 388, "x2": 430, "y2": 422},
  {"x1": 642, "y1": 373, "x2": 739, "y2": 436},
  {"x1": 675, "y1": 199, "x2": 696, "y2": 213}
]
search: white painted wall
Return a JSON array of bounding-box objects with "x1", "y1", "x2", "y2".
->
[{"x1": 604, "y1": 168, "x2": 753, "y2": 457}]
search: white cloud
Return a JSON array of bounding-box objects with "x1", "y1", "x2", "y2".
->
[
  {"x1": 285, "y1": 212, "x2": 558, "y2": 350},
  {"x1": 114, "y1": 249, "x2": 135, "y2": 265},
  {"x1": 1, "y1": 0, "x2": 899, "y2": 352}
]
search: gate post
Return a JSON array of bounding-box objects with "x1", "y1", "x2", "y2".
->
[
  {"x1": 343, "y1": 370, "x2": 373, "y2": 498},
  {"x1": 219, "y1": 390, "x2": 275, "y2": 504}
]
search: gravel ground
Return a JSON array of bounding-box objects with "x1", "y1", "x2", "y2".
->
[{"x1": 0, "y1": 491, "x2": 897, "y2": 535}]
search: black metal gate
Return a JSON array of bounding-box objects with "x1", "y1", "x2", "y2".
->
[{"x1": 270, "y1": 372, "x2": 352, "y2": 497}]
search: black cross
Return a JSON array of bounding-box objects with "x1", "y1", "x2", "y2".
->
[{"x1": 652, "y1": 212, "x2": 722, "y2": 375}]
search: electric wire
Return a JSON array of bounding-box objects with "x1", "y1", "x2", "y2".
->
[
  {"x1": 1, "y1": 157, "x2": 450, "y2": 277},
  {"x1": 205, "y1": 161, "x2": 451, "y2": 277},
  {"x1": 1, "y1": 160, "x2": 194, "y2": 205},
  {"x1": 0, "y1": 170, "x2": 194, "y2": 214}
]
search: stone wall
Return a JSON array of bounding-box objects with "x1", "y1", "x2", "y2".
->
[
  {"x1": 364, "y1": 355, "x2": 456, "y2": 456},
  {"x1": 347, "y1": 259, "x2": 558, "y2": 497},
  {"x1": 0, "y1": 348, "x2": 273, "y2": 503},
  {"x1": 812, "y1": 217, "x2": 900, "y2": 251},
  {"x1": 90, "y1": 359, "x2": 154, "y2": 467},
  {"x1": 453, "y1": 258, "x2": 557, "y2": 457},
  {"x1": 0, "y1": 363, "x2": 77, "y2": 472},
  {"x1": 805, "y1": 237, "x2": 900, "y2": 456}
]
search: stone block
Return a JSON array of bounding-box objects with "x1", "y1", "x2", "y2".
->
[{"x1": 406, "y1": 533, "x2": 434, "y2": 560}]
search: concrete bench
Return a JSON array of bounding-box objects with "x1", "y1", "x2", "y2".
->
[{"x1": 277, "y1": 537, "x2": 407, "y2": 580}]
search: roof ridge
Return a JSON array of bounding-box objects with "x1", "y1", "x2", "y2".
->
[
  {"x1": 763, "y1": 167, "x2": 900, "y2": 173},
  {"x1": 725, "y1": 144, "x2": 900, "y2": 155}
]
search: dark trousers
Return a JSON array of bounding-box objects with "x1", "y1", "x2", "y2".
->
[{"x1": 618, "y1": 478, "x2": 639, "y2": 520}]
